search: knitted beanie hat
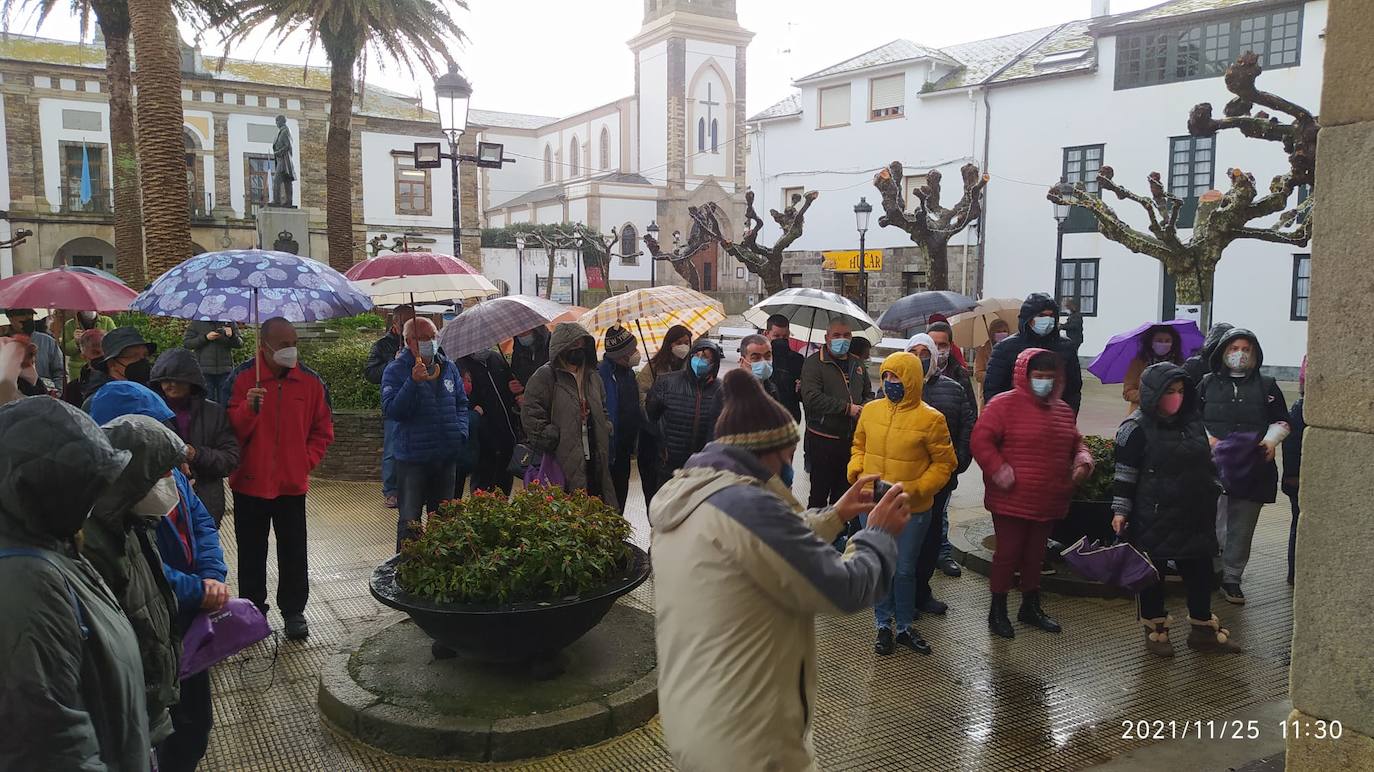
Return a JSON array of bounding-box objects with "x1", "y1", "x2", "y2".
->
[
  {"x1": 604, "y1": 324, "x2": 636, "y2": 358},
  {"x1": 714, "y1": 369, "x2": 800, "y2": 453}
]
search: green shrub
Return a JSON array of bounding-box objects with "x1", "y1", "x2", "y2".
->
[
  {"x1": 324, "y1": 312, "x2": 385, "y2": 332},
  {"x1": 111, "y1": 312, "x2": 189, "y2": 357},
  {"x1": 396, "y1": 483, "x2": 632, "y2": 605},
  {"x1": 301, "y1": 335, "x2": 378, "y2": 410},
  {"x1": 1074, "y1": 435, "x2": 1116, "y2": 501}
]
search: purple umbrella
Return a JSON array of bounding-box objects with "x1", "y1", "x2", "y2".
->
[{"x1": 1088, "y1": 319, "x2": 1204, "y2": 384}]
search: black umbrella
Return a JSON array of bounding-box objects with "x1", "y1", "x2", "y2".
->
[{"x1": 876, "y1": 290, "x2": 977, "y2": 335}]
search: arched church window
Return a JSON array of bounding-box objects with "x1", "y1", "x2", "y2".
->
[
  {"x1": 698, "y1": 118, "x2": 705, "y2": 152},
  {"x1": 619, "y1": 224, "x2": 637, "y2": 256},
  {"x1": 544, "y1": 144, "x2": 553, "y2": 182},
  {"x1": 570, "y1": 137, "x2": 580, "y2": 176},
  {"x1": 710, "y1": 119, "x2": 718, "y2": 152},
  {"x1": 599, "y1": 127, "x2": 610, "y2": 170}
]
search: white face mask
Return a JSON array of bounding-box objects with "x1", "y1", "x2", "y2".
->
[
  {"x1": 133, "y1": 476, "x2": 180, "y2": 518},
  {"x1": 1225, "y1": 350, "x2": 1251, "y2": 371},
  {"x1": 1030, "y1": 377, "x2": 1055, "y2": 398},
  {"x1": 624, "y1": 350, "x2": 641, "y2": 367},
  {"x1": 272, "y1": 346, "x2": 299, "y2": 369},
  {"x1": 671, "y1": 344, "x2": 690, "y2": 359},
  {"x1": 417, "y1": 340, "x2": 437, "y2": 360},
  {"x1": 1031, "y1": 316, "x2": 1056, "y2": 336}
]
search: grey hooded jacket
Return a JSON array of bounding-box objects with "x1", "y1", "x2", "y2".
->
[
  {"x1": 80, "y1": 415, "x2": 189, "y2": 745},
  {"x1": 0, "y1": 398, "x2": 151, "y2": 771}
]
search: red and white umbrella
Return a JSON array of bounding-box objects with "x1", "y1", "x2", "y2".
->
[
  {"x1": 0, "y1": 266, "x2": 138, "y2": 312},
  {"x1": 346, "y1": 252, "x2": 497, "y2": 305}
]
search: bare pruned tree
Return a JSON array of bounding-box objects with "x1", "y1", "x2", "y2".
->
[
  {"x1": 686, "y1": 189, "x2": 817, "y2": 296},
  {"x1": 872, "y1": 162, "x2": 987, "y2": 291},
  {"x1": 523, "y1": 227, "x2": 578, "y2": 300},
  {"x1": 641, "y1": 213, "x2": 717, "y2": 290},
  {"x1": 1048, "y1": 52, "x2": 1316, "y2": 325},
  {"x1": 567, "y1": 223, "x2": 642, "y2": 292}
]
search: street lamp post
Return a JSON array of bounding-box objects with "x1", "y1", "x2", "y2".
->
[
  {"x1": 514, "y1": 234, "x2": 526, "y2": 295},
  {"x1": 854, "y1": 197, "x2": 872, "y2": 311},
  {"x1": 1052, "y1": 180, "x2": 1071, "y2": 304},
  {"x1": 435, "y1": 66, "x2": 472, "y2": 257},
  {"x1": 645, "y1": 220, "x2": 659, "y2": 287}
]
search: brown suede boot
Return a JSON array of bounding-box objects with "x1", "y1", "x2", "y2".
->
[
  {"x1": 1141, "y1": 616, "x2": 1174, "y2": 657},
  {"x1": 1187, "y1": 615, "x2": 1243, "y2": 654}
]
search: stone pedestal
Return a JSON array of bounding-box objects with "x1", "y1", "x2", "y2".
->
[
  {"x1": 254, "y1": 206, "x2": 312, "y2": 257},
  {"x1": 318, "y1": 603, "x2": 658, "y2": 762}
]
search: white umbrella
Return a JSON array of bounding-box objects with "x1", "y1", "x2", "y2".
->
[
  {"x1": 946, "y1": 298, "x2": 1022, "y2": 348},
  {"x1": 744, "y1": 288, "x2": 881, "y2": 344},
  {"x1": 354, "y1": 272, "x2": 498, "y2": 306}
]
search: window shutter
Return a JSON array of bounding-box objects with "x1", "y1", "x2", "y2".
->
[
  {"x1": 870, "y1": 74, "x2": 904, "y2": 115},
  {"x1": 819, "y1": 85, "x2": 850, "y2": 127}
]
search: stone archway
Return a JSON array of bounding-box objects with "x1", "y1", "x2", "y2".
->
[{"x1": 54, "y1": 236, "x2": 117, "y2": 273}]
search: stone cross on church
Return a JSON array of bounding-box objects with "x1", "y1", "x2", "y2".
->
[{"x1": 700, "y1": 83, "x2": 718, "y2": 125}]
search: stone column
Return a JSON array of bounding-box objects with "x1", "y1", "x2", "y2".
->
[
  {"x1": 212, "y1": 110, "x2": 233, "y2": 217},
  {"x1": 458, "y1": 131, "x2": 482, "y2": 267},
  {"x1": 1287, "y1": 1, "x2": 1374, "y2": 768}
]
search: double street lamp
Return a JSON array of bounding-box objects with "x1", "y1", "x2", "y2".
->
[
  {"x1": 645, "y1": 220, "x2": 660, "y2": 287},
  {"x1": 853, "y1": 196, "x2": 872, "y2": 310},
  {"x1": 412, "y1": 65, "x2": 511, "y2": 258},
  {"x1": 1052, "y1": 179, "x2": 1071, "y2": 303}
]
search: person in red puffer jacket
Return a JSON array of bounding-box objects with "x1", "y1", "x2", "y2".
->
[
  {"x1": 226, "y1": 317, "x2": 334, "y2": 641},
  {"x1": 971, "y1": 348, "x2": 1092, "y2": 640}
]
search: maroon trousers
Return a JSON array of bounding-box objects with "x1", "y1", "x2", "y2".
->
[{"x1": 990, "y1": 514, "x2": 1055, "y2": 594}]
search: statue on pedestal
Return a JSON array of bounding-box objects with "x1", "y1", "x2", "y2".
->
[{"x1": 271, "y1": 115, "x2": 296, "y2": 207}]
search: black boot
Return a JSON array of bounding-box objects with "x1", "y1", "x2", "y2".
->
[
  {"x1": 1017, "y1": 591, "x2": 1062, "y2": 633},
  {"x1": 988, "y1": 593, "x2": 1014, "y2": 639}
]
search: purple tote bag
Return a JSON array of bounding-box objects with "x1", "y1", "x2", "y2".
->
[
  {"x1": 179, "y1": 597, "x2": 271, "y2": 678},
  {"x1": 1060, "y1": 536, "x2": 1160, "y2": 592},
  {"x1": 523, "y1": 449, "x2": 567, "y2": 490}
]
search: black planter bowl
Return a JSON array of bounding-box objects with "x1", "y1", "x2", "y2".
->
[{"x1": 369, "y1": 543, "x2": 651, "y2": 664}]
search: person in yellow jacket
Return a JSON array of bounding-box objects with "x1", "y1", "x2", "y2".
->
[{"x1": 849, "y1": 351, "x2": 957, "y2": 656}]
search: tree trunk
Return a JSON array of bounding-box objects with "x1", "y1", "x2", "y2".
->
[
  {"x1": 926, "y1": 240, "x2": 949, "y2": 291},
  {"x1": 545, "y1": 249, "x2": 556, "y2": 299},
  {"x1": 758, "y1": 260, "x2": 783, "y2": 297},
  {"x1": 95, "y1": 7, "x2": 144, "y2": 287},
  {"x1": 128, "y1": 0, "x2": 190, "y2": 278},
  {"x1": 325, "y1": 56, "x2": 357, "y2": 271}
]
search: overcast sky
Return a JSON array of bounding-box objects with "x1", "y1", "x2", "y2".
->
[{"x1": 15, "y1": 0, "x2": 1164, "y2": 118}]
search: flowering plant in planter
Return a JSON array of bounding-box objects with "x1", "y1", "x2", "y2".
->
[{"x1": 395, "y1": 483, "x2": 632, "y2": 605}]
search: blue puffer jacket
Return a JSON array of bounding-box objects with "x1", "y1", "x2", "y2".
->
[
  {"x1": 381, "y1": 349, "x2": 470, "y2": 464},
  {"x1": 87, "y1": 380, "x2": 229, "y2": 626}
]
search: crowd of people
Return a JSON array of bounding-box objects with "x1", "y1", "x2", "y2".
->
[
  {"x1": 0, "y1": 309, "x2": 331, "y2": 769},
  {"x1": 0, "y1": 287, "x2": 1307, "y2": 770}
]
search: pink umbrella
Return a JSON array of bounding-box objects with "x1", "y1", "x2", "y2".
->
[
  {"x1": 0, "y1": 266, "x2": 138, "y2": 312},
  {"x1": 344, "y1": 251, "x2": 483, "y2": 281}
]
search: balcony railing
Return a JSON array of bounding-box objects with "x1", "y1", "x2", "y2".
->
[
  {"x1": 190, "y1": 190, "x2": 214, "y2": 220},
  {"x1": 60, "y1": 184, "x2": 113, "y2": 214}
]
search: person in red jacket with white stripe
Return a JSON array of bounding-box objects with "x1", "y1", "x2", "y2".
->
[
  {"x1": 971, "y1": 348, "x2": 1092, "y2": 640},
  {"x1": 227, "y1": 317, "x2": 334, "y2": 640}
]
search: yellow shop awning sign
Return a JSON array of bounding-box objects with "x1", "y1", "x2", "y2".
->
[{"x1": 821, "y1": 250, "x2": 883, "y2": 272}]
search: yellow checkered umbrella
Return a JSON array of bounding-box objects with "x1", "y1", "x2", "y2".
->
[{"x1": 577, "y1": 286, "x2": 725, "y2": 357}]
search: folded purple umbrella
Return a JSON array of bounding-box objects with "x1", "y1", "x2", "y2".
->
[
  {"x1": 1213, "y1": 430, "x2": 1271, "y2": 501},
  {"x1": 1088, "y1": 319, "x2": 1204, "y2": 384},
  {"x1": 179, "y1": 598, "x2": 271, "y2": 678},
  {"x1": 1060, "y1": 536, "x2": 1159, "y2": 592}
]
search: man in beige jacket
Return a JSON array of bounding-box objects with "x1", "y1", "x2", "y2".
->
[{"x1": 650, "y1": 368, "x2": 911, "y2": 771}]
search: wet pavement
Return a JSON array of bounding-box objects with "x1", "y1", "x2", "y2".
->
[{"x1": 203, "y1": 379, "x2": 1299, "y2": 770}]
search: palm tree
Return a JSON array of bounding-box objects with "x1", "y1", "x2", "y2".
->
[
  {"x1": 5, "y1": 0, "x2": 144, "y2": 284},
  {"x1": 5, "y1": 0, "x2": 230, "y2": 284},
  {"x1": 220, "y1": 0, "x2": 465, "y2": 272}
]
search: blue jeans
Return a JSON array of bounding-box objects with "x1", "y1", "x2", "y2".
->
[
  {"x1": 202, "y1": 372, "x2": 231, "y2": 405},
  {"x1": 396, "y1": 460, "x2": 457, "y2": 552},
  {"x1": 382, "y1": 419, "x2": 399, "y2": 497},
  {"x1": 866, "y1": 508, "x2": 931, "y2": 632}
]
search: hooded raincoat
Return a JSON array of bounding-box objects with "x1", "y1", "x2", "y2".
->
[
  {"x1": 982, "y1": 293, "x2": 1084, "y2": 413},
  {"x1": 520, "y1": 323, "x2": 618, "y2": 508},
  {"x1": 650, "y1": 442, "x2": 898, "y2": 772},
  {"x1": 1182, "y1": 322, "x2": 1233, "y2": 388},
  {"x1": 847, "y1": 352, "x2": 957, "y2": 514},
  {"x1": 646, "y1": 338, "x2": 724, "y2": 475},
  {"x1": 149, "y1": 348, "x2": 242, "y2": 523},
  {"x1": 0, "y1": 398, "x2": 151, "y2": 771},
  {"x1": 1197, "y1": 327, "x2": 1289, "y2": 503},
  {"x1": 972, "y1": 348, "x2": 1092, "y2": 521},
  {"x1": 1113, "y1": 364, "x2": 1222, "y2": 559}
]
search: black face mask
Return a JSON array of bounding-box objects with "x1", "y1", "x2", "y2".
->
[
  {"x1": 564, "y1": 349, "x2": 586, "y2": 367},
  {"x1": 18, "y1": 320, "x2": 36, "y2": 335},
  {"x1": 123, "y1": 358, "x2": 152, "y2": 385}
]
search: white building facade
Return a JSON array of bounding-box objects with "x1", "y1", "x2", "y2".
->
[
  {"x1": 474, "y1": 0, "x2": 759, "y2": 307},
  {"x1": 748, "y1": 0, "x2": 1321, "y2": 370}
]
